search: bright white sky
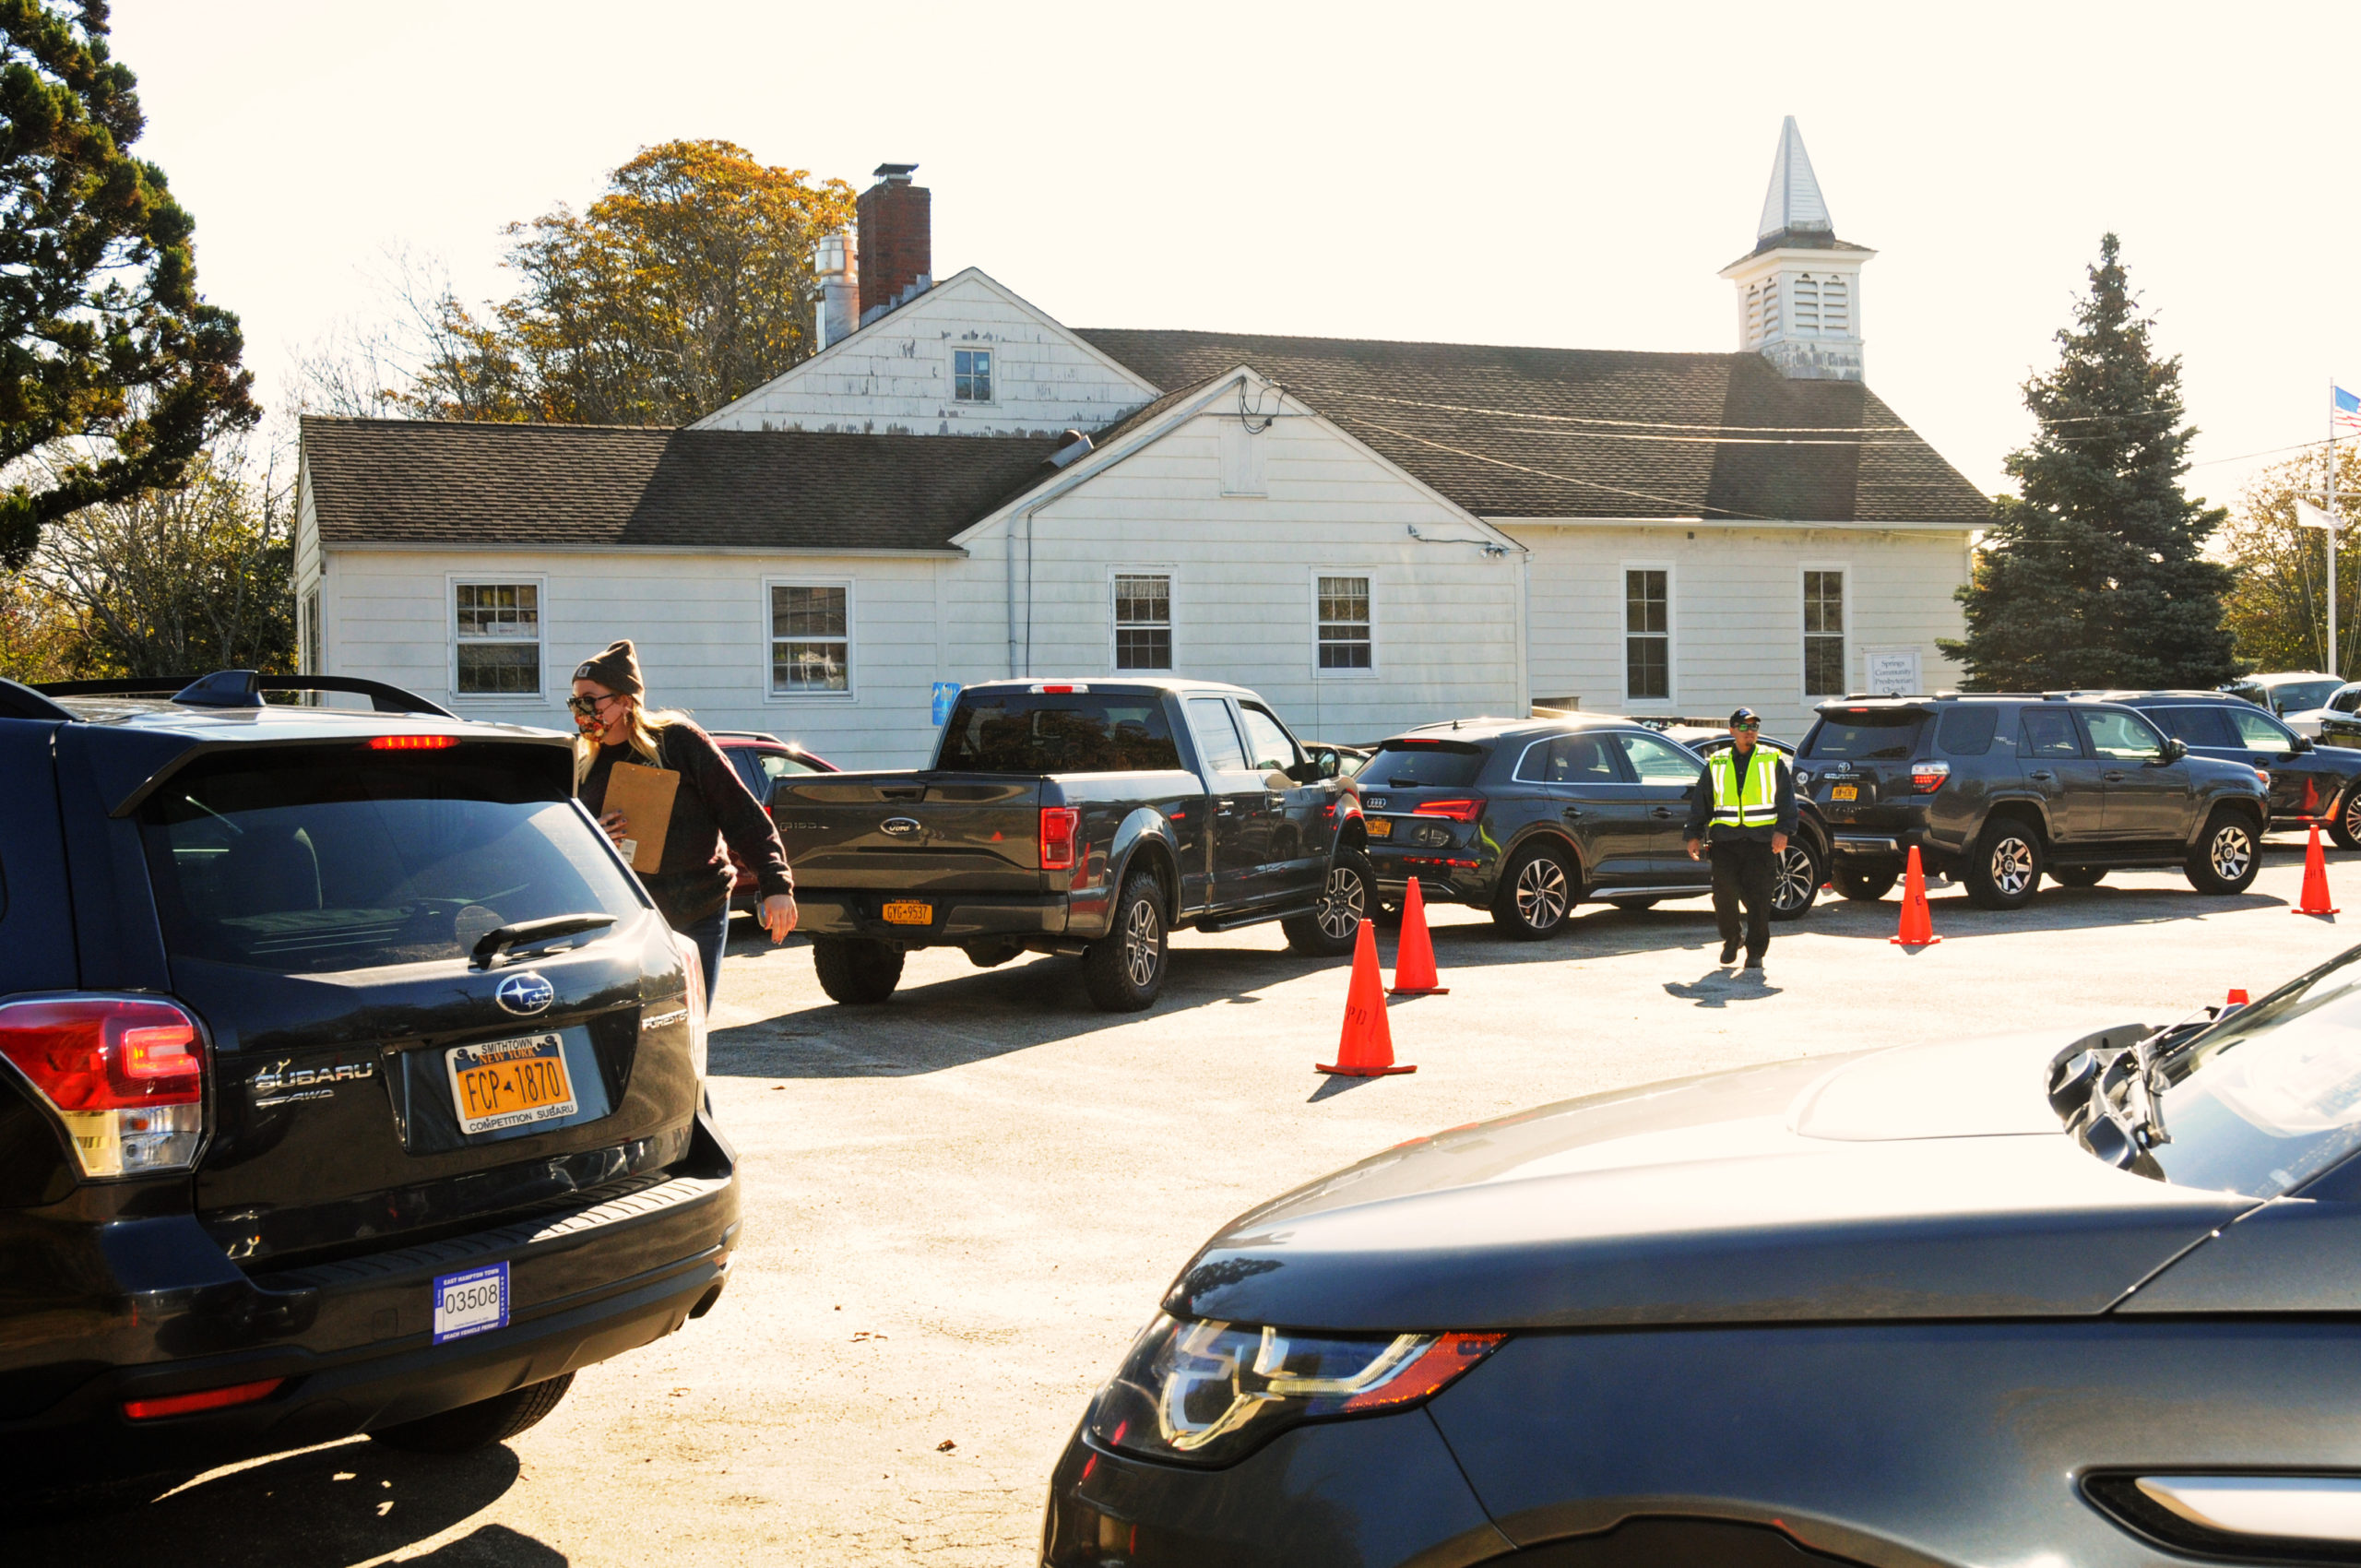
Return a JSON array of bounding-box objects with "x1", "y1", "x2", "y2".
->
[{"x1": 107, "y1": 1, "x2": 2361, "y2": 508}]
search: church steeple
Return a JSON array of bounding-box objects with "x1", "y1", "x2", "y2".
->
[{"x1": 1718, "y1": 117, "x2": 1875, "y2": 381}]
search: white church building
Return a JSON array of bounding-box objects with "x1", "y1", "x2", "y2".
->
[{"x1": 294, "y1": 121, "x2": 1987, "y2": 766}]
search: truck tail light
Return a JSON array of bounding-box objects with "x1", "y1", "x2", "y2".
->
[
  {"x1": 1039, "y1": 806, "x2": 1081, "y2": 871},
  {"x1": 1414, "y1": 799, "x2": 1484, "y2": 822},
  {"x1": 1910, "y1": 762, "x2": 1952, "y2": 794},
  {"x1": 123, "y1": 1378, "x2": 284, "y2": 1421},
  {"x1": 0, "y1": 997, "x2": 208, "y2": 1178}
]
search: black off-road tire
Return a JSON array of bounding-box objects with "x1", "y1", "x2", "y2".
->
[
  {"x1": 1830, "y1": 862, "x2": 1897, "y2": 902},
  {"x1": 1284, "y1": 850, "x2": 1373, "y2": 956},
  {"x1": 371, "y1": 1373, "x2": 575, "y2": 1455},
  {"x1": 2053, "y1": 865, "x2": 2106, "y2": 887},
  {"x1": 2333, "y1": 789, "x2": 2361, "y2": 852},
  {"x1": 1491, "y1": 842, "x2": 1576, "y2": 940},
  {"x1": 812, "y1": 937, "x2": 905, "y2": 1004},
  {"x1": 2186, "y1": 808, "x2": 2262, "y2": 895},
  {"x1": 1964, "y1": 816, "x2": 2045, "y2": 910},
  {"x1": 1084, "y1": 867, "x2": 1169, "y2": 1012},
  {"x1": 1769, "y1": 838, "x2": 1823, "y2": 921}
]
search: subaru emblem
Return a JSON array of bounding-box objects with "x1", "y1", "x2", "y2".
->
[
  {"x1": 881, "y1": 817, "x2": 922, "y2": 837},
  {"x1": 495, "y1": 971, "x2": 555, "y2": 1016}
]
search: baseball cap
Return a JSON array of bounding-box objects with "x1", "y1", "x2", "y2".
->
[{"x1": 1729, "y1": 707, "x2": 1761, "y2": 728}]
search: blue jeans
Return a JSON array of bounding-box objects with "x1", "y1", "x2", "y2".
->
[{"x1": 679, "y1": 904, "x2": 730, "y2": 1007}]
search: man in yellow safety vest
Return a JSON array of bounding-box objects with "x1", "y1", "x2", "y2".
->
[{"x1": 1681, "y1": 707, "x2": 1797, "y2": 972}]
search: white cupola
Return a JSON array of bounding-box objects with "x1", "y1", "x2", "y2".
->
[{"x1": 1716, "y1": 117, "x2": 1875, "y2": 381}]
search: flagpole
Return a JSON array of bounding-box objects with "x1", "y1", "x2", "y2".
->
[{"x1": 2332, "y1": 378, "x2": 2342, "y2": 678}]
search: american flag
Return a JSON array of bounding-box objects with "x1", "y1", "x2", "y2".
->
[{"x1": 2338, "y1": 385, "x2": 2361, "y2": 432}]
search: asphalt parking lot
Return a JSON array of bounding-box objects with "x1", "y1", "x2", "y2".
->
[{"x1": 19, "y1": 840, "x2": 2361, "y2": 1567}]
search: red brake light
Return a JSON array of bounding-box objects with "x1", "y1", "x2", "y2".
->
[
  {"x1": 1039, "y1": 806, "x2": 1081, "y2": 871},
  {"x1": 1910, "y1": 762, "x2": 1952, "y2": 794},
  {"x1": 0, "y1": 998, "x2": 208, "y2": 1178},
  {"x1": 369, "y1": 734, "x2": 459, "y2": 750},
  {"x1": 1414, "y1": 799, "x2": 1484, "y2": 822},
  {"x1": 123, "y1": 1378, "x2": 284, "y2": 1421}
]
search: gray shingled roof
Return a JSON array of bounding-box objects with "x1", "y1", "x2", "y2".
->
[
  {"x1": 1077, "y1": 329, "x2": 1989, "y2": 525},
  {"x1": 303, "y1": 417, "x2": 1065, "y2": 550}
]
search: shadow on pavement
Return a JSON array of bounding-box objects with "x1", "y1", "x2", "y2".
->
[
  {"x1": 6, "y1": 1440, "x2": 548, "y2": 1568},
  {"x1": 1663, "y1": 969, "x2": 1785, "y2": 1006}
]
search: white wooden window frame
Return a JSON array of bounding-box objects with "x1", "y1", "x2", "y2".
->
[
  {"x1": 1311, "y1": 568, "x2": 1378, "y2": 681},
  {"x1": 1800, "y1": 559, "x2": 1853, "y2": 701},
  {"x1": 301, "y1": 587, "x2": 323, "y2": 677},
  {"x1": 951, "y1": 345, "x2": 996, "y2": 406},
  {"x1": 764, "y1": 576, "x2": 859, "y2": 703},
  {"x1": 1108, "y1": 564, "x2": 1177, "y2": 673},
  {"x1": 1620, "y1": 560, "x2": 1675, "y2": 709},
  {"x1": 446, "y1": 574, "x2": 547, "y2": 703}
]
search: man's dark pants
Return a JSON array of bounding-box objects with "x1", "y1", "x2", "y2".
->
[{"x1": 1709, "y1": 837, "x2": 1776, "y2": 962}]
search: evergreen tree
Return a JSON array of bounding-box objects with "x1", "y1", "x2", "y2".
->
[{"x1": 1941, "y1": 234, "x2": 2236, "y2": 690}]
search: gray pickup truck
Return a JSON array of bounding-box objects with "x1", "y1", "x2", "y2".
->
[{"x1": 773, "y1": 679, "x2": 1373, "y2": 1011}]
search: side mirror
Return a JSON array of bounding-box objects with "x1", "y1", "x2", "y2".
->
[
  {"x1": 2294, "y1": 735, "x2": 2318, "y2": 754},
  {"x1": 1312, "y1": 746, "x2": 1344, "y2": 780},
  {"x1": 2159, "y1": 737, "x2": 2188, "y2": 763}
]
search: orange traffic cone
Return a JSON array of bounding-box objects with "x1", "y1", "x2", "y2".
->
[
  {"x1": 2296, "y1": 825, "x2": 2339, "y2": 916},
  {"x1": 1388, "y1": 878, "x2": 1450, "y2": 996},
  {"x1": 1891, "y1": 845, "x2": 1942, "y2": 946},
  {"x1": 2304, "y1": 776, "x2": 2323, "y2": 820},
  {"x1": 1318, "y1": 920, "x2": 1416, "y2": 1076}
]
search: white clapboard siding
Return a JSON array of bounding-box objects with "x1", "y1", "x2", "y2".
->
[{"x1": 694, "y1": 270, "x2": 1158, "y2": 437}]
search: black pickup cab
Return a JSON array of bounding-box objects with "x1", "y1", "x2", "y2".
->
[{"x1": 773, "y1": 680, "x2": 1372, "y2": 1012}]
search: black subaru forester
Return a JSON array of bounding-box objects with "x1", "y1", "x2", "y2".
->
[{"x1": 0, "y1": 672, "x2": 737, "y2": 1503}]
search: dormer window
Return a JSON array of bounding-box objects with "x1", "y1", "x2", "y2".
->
[{"x1": 954, "y1": 348, "x2": 993, "y2": 403}]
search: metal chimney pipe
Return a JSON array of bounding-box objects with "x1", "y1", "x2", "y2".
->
[{"x1": 813, "y1": 229, "x2": 858, "y2": 349}]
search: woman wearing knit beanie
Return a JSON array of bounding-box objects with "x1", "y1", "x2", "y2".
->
[{"x1": 568, "y1": 639, "x2": 797, "y2": 1002}]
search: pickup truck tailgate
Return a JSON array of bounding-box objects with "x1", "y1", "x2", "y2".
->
[{"x1": 774, "y1": 775, "x2": 1046, "y2": 891}]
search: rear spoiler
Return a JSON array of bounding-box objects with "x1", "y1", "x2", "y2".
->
[{"x1": 33, "y1": 670, "x2": 457, "y2": 718}]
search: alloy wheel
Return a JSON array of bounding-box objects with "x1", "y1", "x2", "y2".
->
[
  {"x1": 1122, "y1": 897, "x2": 1162, "y2": 989},
  {"x1": 1315, "y1": 865, "x2": 1366, "y2": 941},
  {"x1": 2345, "y1": 790, "x2": 2361, "y2": 843},
  {"x1": 1515, "y1": 855, "x2": 1570, "y2": 931},
  {"x1": 2210, "y1": 824, "x2": 2254, "y2": 884},
  {"x1": 1990, "y1": 836, "x2": 2035, "y2": 897},
  {"x1": 1773, "y1": 846, "x2": 1816, "y2": 912}
]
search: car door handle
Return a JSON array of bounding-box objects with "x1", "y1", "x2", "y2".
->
[
  {"x1": 2104, "y1": 770, "x2": 2128, "y2": 783},
  {"x1": 2029, "y1": 770, "x2": 2055, "y2": 782},
  {"x1": 1561, "y1": 806, "x2": 1584, "y2": 820},
  {"x1": 1650, "y1": 806, "x2": 1677, "y2": 819}
]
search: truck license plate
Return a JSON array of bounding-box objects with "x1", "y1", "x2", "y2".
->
[
  {"x1": 445, "y1": 1034, "x2": 575, "y2": 1134},
  {"x1": 882, "y1": 900, "x2": 932, "y2": 925},
  {"x1": 1366, "y1": 817, "x2": 1393, "y2": 838},
  {"x1": 1830, "y1": 785, "x2": 1858, "y2": 802},
  {"x1": 432, "y1": 1262, "x2": 509, "y2": 1344}
]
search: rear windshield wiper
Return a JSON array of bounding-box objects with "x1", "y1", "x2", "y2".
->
[{"x1": 471, "y1": 914, "x2": 617, "y2": 968}]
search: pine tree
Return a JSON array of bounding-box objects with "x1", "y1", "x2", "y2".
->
[{"x1": 1941, "y1": 234, "x2": 2236, "y2": 690}]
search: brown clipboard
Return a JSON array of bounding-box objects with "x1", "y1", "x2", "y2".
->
[{"x1": 602, "y1": 761, "x2": 680, "y2": 873}]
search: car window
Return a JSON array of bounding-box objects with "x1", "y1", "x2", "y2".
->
[
  {"x1": 1367, "y1": 740, "x2": 1489, "y2": 788},
  {"x1": 2018, "y1": 709, "x2": 2082, "y2": 759},
  {"x1": 1185, "y1": 698, "x2": 1251, "y2": 775},
  {"x1": 941, "y1": 694, "x2": 1183, "y2": 773},
  {"x1": 1616, "y1": 731, "x2": 1703, "y2": 783},
  {"x1": 760, "y1": 752, "x2": 820, "y2": 779},
  {"x1": 2338, "y1": 686, "x2": 2361, "y2": 714},
  {"x1": 1517, "y1": 732, "x2": 1629, "y2": 785},
  {"x1": 1934, "y1": 706, "x2": 1999, "y2": 756},
  {"x1": 724, "y1": 750, "x2": 765, "y2": 798},
  {"x1": 1235, "y1": 705, "x2": 1300, "y2": 774},
  {"x1": 2272, "y1": 680, "x2": 2344, "y2": 714},
  {"x1": 137, "y1": 746, "x2": 644, "y2": 977},
  {"x1": 2080, "y1": 709, "x2": 2166, "y2": 761},
  {"x1": 1801, "y1": 710, "x2": 1927, "y2": 760},
  {"x1": 2227, "y1": 707, "x2": 2296, "y2": 750},
  {"x1": 2151, "y1": 706, "x2": 2238, "y2": 748}
]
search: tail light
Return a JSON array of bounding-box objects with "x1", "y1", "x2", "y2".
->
[
  {"x1": 124, "y1": 1378, "x2": 284, "y2": 1421},
  {"x1": 1039, "y1": 806, "x2": 1081, "y2": 871},
  {"x1": 1414, "y1": 799, "x2": 1484, "y2": 822},
  {"x1": 1910, "y1": 762, "x2": 1952, "y2": 794},
  {"x1": 672, "y1": 935, "x2": 710, "y2": 1093},
  {"x1": 368, "y1": 734, "x2": 459, "y2": 750},
  {"x1": 0, "y1": 997, "x2": 208, "y2": 1178}
]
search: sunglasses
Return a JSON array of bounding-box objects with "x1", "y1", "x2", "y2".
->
[
  {"x1": 566, "y1": 693, "x2": 623, "y2": 718},
  {"x1": 1731, "y1": 722, "x2": 1760, "y2": 732}
]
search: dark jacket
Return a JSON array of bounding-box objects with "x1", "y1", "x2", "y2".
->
[
  {"x1": 580, "y1": 721, "x2": 795, "y2": 929},
  {"x1": 1682, "y1": 744, "x2": 1798, "y2": 844}
]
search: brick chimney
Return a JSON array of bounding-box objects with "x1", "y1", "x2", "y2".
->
[{"x1": 856, "y1": 163, "x2": 931, "y2": 327}]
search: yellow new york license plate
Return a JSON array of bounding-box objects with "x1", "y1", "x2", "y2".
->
[
  {"x1": 1831, "y1": 785, "x2": 1858, "y2": 802},
  {"x1": 882, "y1": 900, "x2": 933, "y2": 925},
  {"x1": 1366, "y1": 817, "x2": 1394, "y2": 838},
  {"x1": 446, "y1": 1034, "x2": 575, "y2": 1135}
]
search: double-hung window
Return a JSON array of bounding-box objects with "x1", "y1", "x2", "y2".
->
[
  {"x1": 1625, "y1": 569, "x2": 1668, "y2": 701},
  {"x1": 954, "y1": 349, "x2": 992, "y2": 403},
  {"x1": 1804, "y1": 570, "x2": 1845, "y2": 696},
  {"x1": 1114, "y1": 575, "x2": 1171, "y2": 671},
  {"x1": 771, "y1": 584, "x2": 850, "y2": 695},
  {"x1": 453, "y1": 583, "x2": 540, "y2": 695},
  {"x1": 1317, "y1": 576, "x2": 1371, "y2": 671}
]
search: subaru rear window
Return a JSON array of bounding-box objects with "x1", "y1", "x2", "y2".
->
[
  {"x1": 1366, "y1": 741, "x2": 1489, "y2": 788},
  {"x1": 938, "y1": 695, "x2": 1182, "y2": 773},
  {"x1": 138, "y1": 745, "x2": 645, "y2": 976},
  {"x1": 1801, "y1": 710, "x2": 1927, "y2": 761},
  {"x1": 1934, "y1": 706, "x2": 2000, "y2": 756}
]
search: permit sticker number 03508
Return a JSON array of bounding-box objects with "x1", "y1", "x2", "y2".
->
[{"x1": 433, "y1": 1262, "x2": 509, "y2": 1344}]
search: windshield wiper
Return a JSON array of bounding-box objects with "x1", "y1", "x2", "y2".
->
[
  {"x1": 470, "y1": 913, "x2": 616, "y2": 968},
  {"x1": 2050, "y1": 1008, "x2": 2219, "y2": 1169}
]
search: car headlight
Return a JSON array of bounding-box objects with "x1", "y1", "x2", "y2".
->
[{"x1": 1085, "y1": 1314, "x2": 1503, "y2": 1467}]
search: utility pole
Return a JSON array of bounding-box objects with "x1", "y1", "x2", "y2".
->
[{"x1": 2331, "y1": 378, "x2": 2341, "y2": 678}]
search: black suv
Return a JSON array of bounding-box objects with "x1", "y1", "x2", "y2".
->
[
  {"x1": 1801, "y1": 694, "x2": 2270, "y2": 909},
  {"x1": 0, "y1": 672, "x2": 735, "y2": 1503},
  {"x1": 2115, "y1": 690, "x2": 2361, "y2": 849},
  {"x1": 1358, "y1": 716, "x2": 1828, "y2": 939}
]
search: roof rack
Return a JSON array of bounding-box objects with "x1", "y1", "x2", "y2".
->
[
  {"x1": 707, "y1": 730, "x2": 786, "y2": 743},
  {"x1": 33, "y1": 671, "x2": 457, "y2": 718}
]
